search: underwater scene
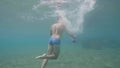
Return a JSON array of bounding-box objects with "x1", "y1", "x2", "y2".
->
[{"x1": 0, "y1": 0, "x2": 120, "y2": 68}]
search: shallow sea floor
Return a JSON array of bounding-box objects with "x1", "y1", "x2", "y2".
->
[{"x1": 0, "y1": 44, "x2": 120, "y2": 68}]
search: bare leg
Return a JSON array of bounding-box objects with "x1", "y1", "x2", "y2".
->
[
  {"x1": 40, "y1": 53, "x2": 57, "y2": 59},
  {"x1": 36, "y1": 45, "x2": 53, "y2": 68},
  {"x1": 36, "y1": 45, "x2": 59, "y2": 68},
  {"x1": 36, "y1": 45, "x2": 59, "y2": 59},
  {"x1": 35, "y1": 53, "x2": 46, "y2": 59},
  {"x1": 41, "y1": 45, "x2": 60, "y2": 59},
  {"x1": 36, "y1": 53, "x2": 56, "y2": 59},
  {"x1": 41, "y1": 54, "x2": 56, "y2": 67},
  {"x1": 40, "y1": 59, "x2": 48, "y2": 68},
  {"x1": 36, "y1": 53, "x2": 57, "y2": 68}
]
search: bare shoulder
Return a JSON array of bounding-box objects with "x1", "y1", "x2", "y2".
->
[
  {"x1": 51, "y1": 23, "x2": 57, "y2": 28},
  {"x1": 52, "y1": 23, "x2": 57, "y2": 26}
]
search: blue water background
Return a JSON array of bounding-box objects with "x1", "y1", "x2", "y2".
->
[{"x1": 0, "y1": 0, "x2": 120, "y2": 68}]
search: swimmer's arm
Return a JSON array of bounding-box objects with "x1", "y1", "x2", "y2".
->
[
  {"x1": 64, "y1": 27, "x2": 77, "y2": 42},
  {"x1": 64, "y1": 26, "x2": 74, "y2": 37},
  {"x1": 67, "y1": 31, "x2": 76, "y2": 41}
]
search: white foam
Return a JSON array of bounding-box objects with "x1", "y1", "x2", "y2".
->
[
  {"x1": 32, "y1": 0, "x2": 96, "y2": 35},
  {"x1": 54, "y1": 0, "x2": 96, "y2": 35}
]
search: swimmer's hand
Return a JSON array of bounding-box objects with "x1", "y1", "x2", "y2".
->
[{"x1": 71, "y1": 35, "x2": 77, "y2": 43}]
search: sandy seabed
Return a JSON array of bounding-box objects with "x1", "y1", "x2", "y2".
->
[{"x1": 0, "y1": 44, "x2": 120, "y2": 68}]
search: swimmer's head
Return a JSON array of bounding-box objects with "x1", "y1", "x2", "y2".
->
[
  {"x1": 57, "y1": 14, "x2": 62, "y2": 20},
  {"x1": 55, "y1": 10, "x2": 65, "y2": 20}
]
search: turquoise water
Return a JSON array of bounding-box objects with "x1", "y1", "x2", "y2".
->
[{"x1": 0, "y1": 0, "x2": 120, "y2": 68}]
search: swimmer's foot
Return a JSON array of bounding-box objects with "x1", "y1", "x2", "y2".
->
[{"x1": 35, "y1": 53, "x2": 46, "y2": 59}]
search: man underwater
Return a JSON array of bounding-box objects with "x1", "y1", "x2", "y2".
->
[
  {"x1": 35, "y1": 0, "x2": 76, "y2": 68},
  {"x1": 35, "y1": 14, "x2": 76, "y2": 68}
]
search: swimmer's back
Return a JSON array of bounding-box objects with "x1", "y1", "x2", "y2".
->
[{"x1": 51, "y1": 22, "x2": 64, "y2": 38}]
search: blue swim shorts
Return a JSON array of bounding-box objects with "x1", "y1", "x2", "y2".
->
[{"x1": 49, "y1": 37, "x2": 60, "y2": 45}]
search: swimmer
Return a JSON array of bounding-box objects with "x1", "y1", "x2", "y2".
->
[{"x1": 35, "y1": 14, "x2": 77, "y2": 68}]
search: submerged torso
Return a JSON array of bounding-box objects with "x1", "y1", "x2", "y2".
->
[{"x1": 51, "y1": 21, "x2": 64, "y2": 39}]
